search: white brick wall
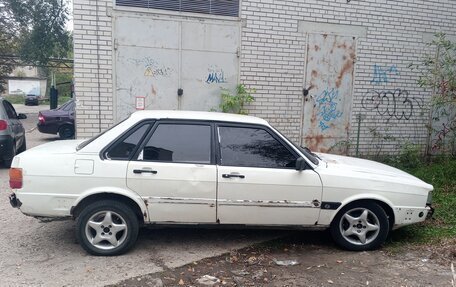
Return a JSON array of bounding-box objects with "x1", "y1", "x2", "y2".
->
[
  {"x1": 73, "y1": 0, "x2": 113, "y2": 138},
  {"x1": 73, "y1": 0, "x2": 456, "y2": 155},
  {"x1": 240, "y1": 0, "x2": 456, "y2": 155}
]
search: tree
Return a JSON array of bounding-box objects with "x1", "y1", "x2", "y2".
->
[{"x1": 0, "y1": 0, "x2": 70, "y2": 92}]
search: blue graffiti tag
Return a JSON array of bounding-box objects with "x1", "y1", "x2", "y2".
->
[
  {"x1": 206, "y1": 67, "x2": 227, "y2": 84},
  {"x1": 371, "y1": 64, "x2": 399, "y2": 84},
  {"x1": 315, "y1": 88, "x2": 343, "y2": 131}
]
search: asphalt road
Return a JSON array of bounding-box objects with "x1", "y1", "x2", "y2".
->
[{"x1": 0, "y1": 105, "x2": 286, "y2": 286}]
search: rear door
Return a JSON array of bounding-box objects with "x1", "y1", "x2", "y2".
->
[
  {"x1": 216, "y1": 124, "x2": 323, "y2": 226},
  {"x1": 3, "y1": 100, "x2": 24, "y2": 149},
  {"x1": 126, "y1": 121, "x2": 217, "y2": 223}
]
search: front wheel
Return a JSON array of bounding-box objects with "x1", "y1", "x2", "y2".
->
[
  {"x1": 76, "y1": 200, "x2": 139, "y2": 256},
  {"x1": 330, "y1": 201, "x2": 389, "y2": 251}
]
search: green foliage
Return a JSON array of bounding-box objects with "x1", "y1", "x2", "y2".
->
[
  {"x1": 4, "y1": 94, "x2": 24, "y2": 104},
  {"x1": 396, "y1": 142, "x2": 423, "y2": 169},
  {"x1": 414, "y1": 33, "x2": 456, "y2": 105},
  {"x1": 388, "y1": 159, "x2": 456, "y2": 246},
  {"x1": 219, "y1": 84, "x2": 255, "y2": 115},
  {"x1": 410, "y1": 33, "x2": 456, "y2": 156},
  {"x1": 1, "y1": 0, "x2": 71, "y2": 64},
  {"x1": 0, "y1": 0, "x2": 71, "y2": 92}
]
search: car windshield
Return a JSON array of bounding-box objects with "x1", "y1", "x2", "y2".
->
[
  {"x1": 273, "y1": 128, "x2": 319, "y2": 165},
  {"x1": 76, "y1": 117, "x2": 128, "y2": 151}
]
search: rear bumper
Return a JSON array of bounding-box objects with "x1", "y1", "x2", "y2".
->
[
  {"x1": 25, "y1": 99, "x2": 39, "y2": 105},
  {"x1": 37, "y1": 123, "x2": 58, "y2": 135},
  {"x1": 0, "y1": 135, "x2": 14, "y2": 160}
]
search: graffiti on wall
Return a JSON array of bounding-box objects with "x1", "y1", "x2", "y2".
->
[
  {"x1": 206, "y1": 66, "x2": 227, "y2": 84},
  {"x1": 370, "y1": 64, "x2": 399, "y2": 84},
  {"x1": 127, "y1": 57, "x2": 173, "y2": 78},
  {"x1": 361, "y1": 89, "x2": 423, "y2": 121},
  {"x1": 316, "y1": 88, "x2": 343, "y2": 131}
]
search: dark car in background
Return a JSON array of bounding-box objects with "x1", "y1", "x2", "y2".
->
[
  {"x1": 24, "y1": 94, "x2": 39, "y2": 106},
  {"x1": 0, "y1": 97, "x2": 27, "y2": 167},
  {"x1": 37, "y1": 99, "x2": 75, "y2": 139}
]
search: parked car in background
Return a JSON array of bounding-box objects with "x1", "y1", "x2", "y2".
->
[
  {"x1": 9, "y1": 111, "x2": 433, "y2": 256},
  {"x1": 37, "y1": 99, "x2": 75, "y2": 139},
  {"x1": 24, "y1": 94, "x2": 39, "y2": 106},
  {"x1": 0, "y1": 97, "x2": 27, "y2": 167}
]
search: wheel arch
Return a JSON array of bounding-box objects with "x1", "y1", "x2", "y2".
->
[
  {"x1": 70, "y1": 191, "x2": 148, "y2": 225},
  {"x1": 329, "y1": 196, "x2": 395, "y2": 230}
]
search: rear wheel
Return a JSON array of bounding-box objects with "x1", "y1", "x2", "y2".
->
[
  {"x1": 59, "y1": 125, "x2": 74, "y2": 139},
  {"x1": 76, "y1": 200, "x2": 139, "y2": 256},
  {"x1": 330, "y1": 201, "x2": 389, "y2": 251}
]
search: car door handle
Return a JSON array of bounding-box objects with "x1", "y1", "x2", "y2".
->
[
  {"x1": 133, "y1": 169, "x2": 157, "y2": 174},
  {"x1": 222, "y1": 174, "x2": 245, "y2": 179}
]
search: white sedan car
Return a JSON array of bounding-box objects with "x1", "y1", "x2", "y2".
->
[{"x1": 9, "y1": 111, "x2": 433, "y2": 256}]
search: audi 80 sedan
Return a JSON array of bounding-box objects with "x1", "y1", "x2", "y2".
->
[{"x1": 9, "y1": 111, "x2": 433, "y2": 256}]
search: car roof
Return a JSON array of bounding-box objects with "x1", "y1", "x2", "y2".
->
[{"x1": 130, "y1": 110, "x2": 269, "y2": 125}]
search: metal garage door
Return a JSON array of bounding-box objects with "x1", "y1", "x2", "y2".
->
[
  {"x1": 114, "y1": 13, "x2": 240, "y2": 121},
  {"x1": 302, "y1": 33, "x2": 356, "y2": 154}
]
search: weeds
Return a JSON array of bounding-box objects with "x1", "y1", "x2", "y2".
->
[{"x1": 387, "y1": 158, "x2": 456, "y2": 247}]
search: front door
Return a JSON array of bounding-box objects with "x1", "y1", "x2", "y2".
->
[
  {"x1": 216, "y1": 125, "x2": 322, "y2": 226},
  {"x1": 302, "y1": 33, "x2": 356, "y2": 154},
  {"x1": 126, "y1": 122, "x2": 217, "y2": 223}
]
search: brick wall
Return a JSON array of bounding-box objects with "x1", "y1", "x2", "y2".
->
[
  {"x1": 73, "y1": 0, "x2": 113, "y2": 137},
  {"x1": 73, "y1": 0, "x2": 456, "y2": 155},
  {"x1": 240, "y1": 0, "x2": 456, "y2": 155}
]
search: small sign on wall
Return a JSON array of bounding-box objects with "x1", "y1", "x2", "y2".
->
[{"x1": 135, "y1": 96, "x2": 145, "y2": 110}]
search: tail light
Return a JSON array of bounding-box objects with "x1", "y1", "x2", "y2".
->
[
  {"x1": 0, "y1": 120, "x2": 7, "y2": 131},
  {"x1": 38, "y1": 113, "x2": 45, "y2": 124},
  {"x1": 9, "y1": 168, "x2": 23, "y2": 189}
]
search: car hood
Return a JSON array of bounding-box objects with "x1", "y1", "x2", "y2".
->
[{"x1": 316, "y1": 153, "x2": 433, "y2": 190}]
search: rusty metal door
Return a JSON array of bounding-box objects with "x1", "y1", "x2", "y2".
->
[{"x1": 302, "y1": 34, "x2": 356, "y2": 154}]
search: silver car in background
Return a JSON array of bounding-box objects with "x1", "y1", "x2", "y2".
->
[{"x1": 0, "y1": 97, "x2": 27, "y2": 167}]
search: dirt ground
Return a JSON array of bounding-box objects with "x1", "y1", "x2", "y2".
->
[{"x1": 112, "y1": 232, "x2": 455, "y2": 287}]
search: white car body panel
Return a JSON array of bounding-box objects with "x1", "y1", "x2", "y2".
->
[
  {"x1": 217, "y1": 166, "x2": 322, "y2": 225},
  {"x1": 127, "y1": 161, "x2": 217, "y2": 223},
  {"x1": 11, "y1": 110, "x2": 433, "y2": 231}
]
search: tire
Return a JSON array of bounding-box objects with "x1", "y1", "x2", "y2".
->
[
  {"x1": 76, "y1": 200, "x2": 139, "y2": 256},
  {"x1": 3, "y1": 143, "x2": 16, "y2": 168},
  {"x1": 17, "y1": 137, "x2": 26, "y2": 154},
  {"x1": 330, "y1": 201, "x2": 389, "y2": 251},
  {"x1": 59, "y1": 125, "x2": 74, "y2": 140}
]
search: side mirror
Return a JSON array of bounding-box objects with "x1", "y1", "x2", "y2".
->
[
  {"x1": 295, "y1": 157, "x2": 306, "y2": 171},
  {"x1": 17, "y1": 113, "x2": 27, "y2": 120}
]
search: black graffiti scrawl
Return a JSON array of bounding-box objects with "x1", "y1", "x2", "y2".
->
[{"x1": 361, "y1": 89, "x2": 423, "y2": 120}]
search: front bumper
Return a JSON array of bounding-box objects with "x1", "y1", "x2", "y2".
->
[
  {"x1": 9, "y1": 193, "x2": 22, "y2": 208},
  {"x1": 426, "y1": 204, "x2": 434, "y2": 219}
]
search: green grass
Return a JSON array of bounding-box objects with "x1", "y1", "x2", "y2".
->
[
  {"x1": 3, "y1": 95, "x2": 71, "y2": 106},
  {"x1": 3, "y1": 94, "x2": 25, "y2": 104},
  {"x1": 387, "y1": 158, "x2": 456, "y2": 246}
]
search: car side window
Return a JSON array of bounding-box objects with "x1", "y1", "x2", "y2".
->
[
  {"x1": 218, "y1": 126, "x2": 297, "y2": 169},
  {"x1": 138, "y1": 124, "x2": 211, "y2": 164},
  {"x1": 3, "y1": 101, "x2": 17, "y2": 119},
  {"x1": 106, "y1": 123, "x2": 151, "y2": 160}
]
